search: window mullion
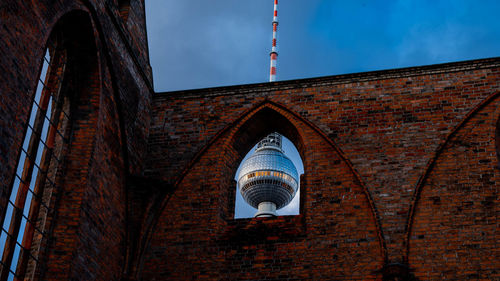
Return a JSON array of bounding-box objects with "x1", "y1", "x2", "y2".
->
[
  {"x1": 15, "y1": 52, "x2": 67, "y2": 279},
  {"x1": 0, "y1": 86, "x2": 53, "y2": 281},
  {"x1": 0, "y1": 45, "x2": 63, "y2": 281}
]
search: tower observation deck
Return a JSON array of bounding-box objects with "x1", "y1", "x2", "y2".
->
[{"x1": 237, "y1": 133, "x2": 299, "y2": 217}]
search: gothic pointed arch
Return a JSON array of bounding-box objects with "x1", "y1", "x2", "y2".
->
[
  {"x1": 6, "y1": 9, "x2": 131, "y2": 281},
  {"x1": 0, "y1": 9, "x2": 107, "y2": 280},
  {"x1": 405, "y1": 91, "x2": 500, "y2": 279},
  {"x1": 139, "y1": 101, "x2": 387, "y2": 280},
  {"x1": 30, "y1": 10, "x2": 103, "y2": 280}
]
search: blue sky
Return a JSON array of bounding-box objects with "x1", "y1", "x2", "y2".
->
[
  {"x1": 146, "y1": 0, "x2": 500, "y2": 92},
  {"x1": 144, "y1": 0, "x2": 500, "y2": 217}
]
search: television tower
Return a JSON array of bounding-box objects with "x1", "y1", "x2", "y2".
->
[
  {"x1": 269, "y1": 0, "x2": 278, "y2": 82},
  {"x1": 237, "y1": 133, "x2": 298, "y2": 217}
]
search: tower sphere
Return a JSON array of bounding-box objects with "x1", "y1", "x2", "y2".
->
[{"x1": 237, "y1": 132, "x2": 299, "y2": 217}]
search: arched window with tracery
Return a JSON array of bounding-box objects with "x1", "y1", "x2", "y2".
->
[
  {"x1": 0, "y1": 37, "x2": 69, "y2": 280},
  {"x1": 0, "y1": 10, "x2": 100, "y2": 280}
]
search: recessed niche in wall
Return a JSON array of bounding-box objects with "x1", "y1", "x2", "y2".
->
[{"x1": 234, "y1": 135, "x2": 304, "y2": 218}]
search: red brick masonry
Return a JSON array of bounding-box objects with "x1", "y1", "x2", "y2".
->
[
  {"x1": 0, "y1": 1, "x2": 498, "y2": 280},
  {"x1": 145, "y1": 59, "x2": 500, "y2": 280}
]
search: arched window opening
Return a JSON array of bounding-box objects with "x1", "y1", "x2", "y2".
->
[
  {"x1": 234, "y1": 134, "x2": 304, "y2": 219},
  {"x1": 0, "y1": 10, "x2": 99, "y2": 280},
  {"x1": 118, "y1": 0, "x2": 131, "y2": 22},
  {"x1": 0, "y1": 41, "x2": 69, "y2": 281}
]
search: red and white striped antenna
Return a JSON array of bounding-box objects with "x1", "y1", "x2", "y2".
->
[{"x1": 269, "y1": 0, "x2": 278, "y2": 82}]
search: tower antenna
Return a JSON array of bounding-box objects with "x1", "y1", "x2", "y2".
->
[{"x1": 269, "y1": 0, "x2": 278, "y2": 82}]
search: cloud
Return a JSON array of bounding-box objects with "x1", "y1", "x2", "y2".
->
[
  {"x1": 147, "y1": 0, "x2": 270, "y2": 91},
  {"x1": 147, "y1": 1, "x2": 500, "y2": 91}
]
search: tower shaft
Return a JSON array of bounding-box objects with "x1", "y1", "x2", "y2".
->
[{"x1": 269, "y1": 0, "x2": 278, "y2": 82}]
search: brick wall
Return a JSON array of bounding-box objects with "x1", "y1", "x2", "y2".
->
[
  {"x1": 0, "y1": 1, "x2": 499, "y2": 280},
  {"x1": 408, "y1": 96, "x2": 500, "y2": 279},
  {"x1": 0, "y1": 1, "x2": 153, "y2": 280},
  {"x1": 143, "y1": 58, "x2": 500, "y2": 280},
  {"x1": 143, "y1": 103, "x2": 385, "y2": 280}
]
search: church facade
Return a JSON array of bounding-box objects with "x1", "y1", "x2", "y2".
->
[{"x1": 0, "y1": 1, "x2": 498, "y2": 280}]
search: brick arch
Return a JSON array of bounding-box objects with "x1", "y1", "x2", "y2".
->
[
  {"x1": 140, "y1": 100, "x2": 387, "y2": 280},
  {"x1": 219, "y1": 102, "x2": 385, "y2": 229},
  {"x1": 28, "y1": 10, "x2": 129, "y2": 280},
  {"x1": 223, "y1": 104, "x2": 305, "y2": 171},
  {"x1": 0, "y1": 5, "x2": 130, "y2": 279},
  {"x1": 45, "y1": 3, "x2": 146, "y2": 177},
  {"x1": 37, "y1": 8, "x2": 102, "y2": 274},
  {"x1": 217, "y1": 104, "x2": 306, "y2": 220},
  {"x1": 0, "y1": 5, "x2": 94, "y2": 226},
  {"x1": 405, "y1": 91, "x2": 500, "y2": 279}
]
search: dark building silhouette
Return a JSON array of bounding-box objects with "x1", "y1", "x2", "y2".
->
[{"x1": 0, "y1": 1, "x2": 498, "y2": 280}]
